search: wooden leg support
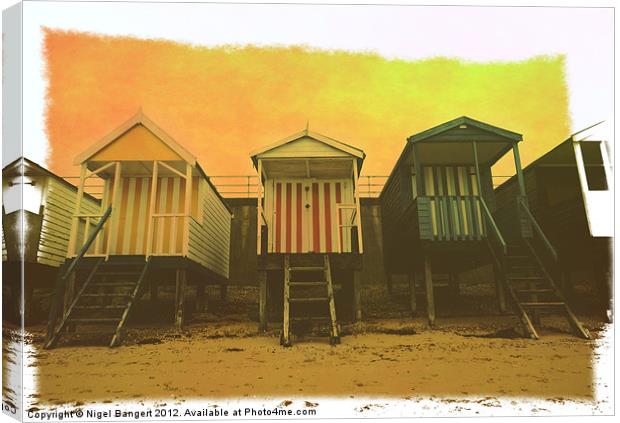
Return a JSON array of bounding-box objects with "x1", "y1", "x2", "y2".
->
[
  {"x1": 64, "y1": 272, "x2": 77, "y2": 333},
  {"x1": 386, "y1": 273, "x2": 393, "y2": 296},
  {"x1": 424, "y1": 255, "x2": 435, "y2": 327},
  {"x1": 258, "y1": 270, "x2": 267, "y2": 332},
  {"x1": 492, "y1": 265, "x2": 507, "y2": 314},
  {"x1": 195, "y1": 283, "x2": 206, "y2": 313},
  {"x1": 409, "y1": 273, "x2": 417, "y2": 317},
  {"x1": 150, "y1": 281, "x2": 158, "y2": 301},
  {"x1": 220, "y1": 282, "x2": 228, "y2": 302},
  {"x1": 174, "y1": 269, "x2": 186, "y2": 329},
  {"x1": 353, "y1": 270, "x2": 362, "y2": 321}
]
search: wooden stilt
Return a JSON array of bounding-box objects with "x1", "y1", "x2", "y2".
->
[
  {"x1": 492, "y1": 265, "x2": 507, "y2": 313},
  {"x1": 386, "y1": 273, "x2": 393, "y2": 295},
  {"x1": 423, "y1": 254, "x2": 435, "y2": 326},
  {"x1": 195, "y1": 283, "x2": 206, "y2": 313},
  {"x1": 174, "y1": 269, "x2": 186, "y2": 329},
  {"x1": 64, "y1": 272, "x2": 77, "y2": 333},
  {"x1": 450, "y1": 272, "x2": 461, "y2": 297},
  {"x1": 258, "y1": 270, "x2": 267, "y2": 332},
  {"x1": 150, "y1": 281, "x2": 158, "y2": 301},
  {"x1": 281, "y1": 256, "x2": 291, "y2": 347},
  {"x1": 409, "y1": 273, "x2": 417, "y2": 317},
  {"x1": 220, "y1": 282, "x2": 228, "y2": 302},
  {"x1": 353, "y1": 270, "x2": 362, "y2": 321}
]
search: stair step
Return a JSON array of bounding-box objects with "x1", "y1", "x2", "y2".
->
[
  {"x1": 74, "y1": 305, "x2": 127, "y2": 310},
  {"x1": 521, "y1": 302, "x2": 565, "y2": 307},
  {"x1": 291, "y1": 316, "x2": 330, "y2": 322},
  {"x1": 289, "y1": 297, "x2": 329, "y2": 303},
  {"x1": 80, "y1": 293, "x2": 131, "y2": 298},
  {"x1": 67, "y1": 318, "x2": 121, "y2": 324},
  {"x1": 289, "y1": 267, "x2": 325, "y2": 272},
  {"x1": 517, "y1": 289, "x2": 554, "y2": 294},
  {"x1": 89, "y1": 282, "x2": 137, "y2": 288},
  {"x1": 289, "y1": 282, "x2": 327, "y2": 287},
  {"x1": 508, "y1": 276, "x2": 546, "y2": 281}
]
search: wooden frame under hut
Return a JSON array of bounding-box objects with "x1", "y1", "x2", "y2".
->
[
  {"x1": 2, "y1": 157, "x2": 100, "y2": 322},
  {"x1": 380, "y1": 116, "x2": 590, "y2": 339},
  {"x1": 45, "y1": 110, "x2": 232, "y2": 348},
  {"x1": 251, "y1": 128, "x2": 366, "y2": 346},
  {"x1": 495, "y1": 121, "x2": 613, "y2": 321}
]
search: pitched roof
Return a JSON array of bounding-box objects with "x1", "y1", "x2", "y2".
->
[
  {"x1": 73, "y1": 109, "x2": 197, "y2": 165},
  {"x1": 250, "y1": 128, "x2": 366, "y2": 167},
  {"x1": 407, "y1": 116, "x2": 523, "y2": 143}
]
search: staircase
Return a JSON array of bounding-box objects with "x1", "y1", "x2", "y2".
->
[
  {"x1": 281, "y1": 254, "x2": 340, "y2": 346},
  {"x1": 45, "y1": 256, "x2": 152, "y2": 348},
  {"x1": 503, "y1": 241, "x2": 590, "y2": 340}
]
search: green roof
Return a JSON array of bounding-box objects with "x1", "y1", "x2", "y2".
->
[{"x1": 407, "y1": 116, "x2": 523, "y2": 143}]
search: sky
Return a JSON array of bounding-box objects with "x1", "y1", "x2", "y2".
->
[{"x1": 17, "y1": 1, "x2": 615, "y2": 178}]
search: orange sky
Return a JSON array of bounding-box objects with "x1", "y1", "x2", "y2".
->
[{"x1": 44, "y1": 29, "x2": 571, "y2": 180}]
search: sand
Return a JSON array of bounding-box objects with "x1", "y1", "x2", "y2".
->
[{"x1": 24, "y1": 315, "x2": 604, "y2": 408}]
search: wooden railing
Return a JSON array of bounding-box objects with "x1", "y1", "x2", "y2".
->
[
  {"x1": 148, "y1": 213, "x2": 187, "y2": 257},
  {"x1": 518, "y1": 197, "x2": 558, "y2": 261},
  {"x1": 46, "y1": 206, "x2": 112, "y2": 342},
  {"x1": 69, "y1": 212, "x2": 110, "y2": 257},
  {"x1": 480, "y1": 197, "x2": 507, "y2": 254}
]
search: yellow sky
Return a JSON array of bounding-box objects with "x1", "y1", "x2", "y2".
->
[{"x1": 44, "y1": 29, "x2": 570, "y2": 179}]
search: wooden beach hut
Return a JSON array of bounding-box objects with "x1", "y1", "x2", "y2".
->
[
  {"x1": 380, "y1": 116, "x2": 589, "y2": 339},
  {"x1": 45, "y1": 110, "x2": 232, "y2": 348},
  {"x1": 251, "y1": 128, "x2": 366, "y2": 346},
  {"x1": 495, "y1": 121, "x2": 613, "y2": 321},
  {"x1": 2, "y1": 157, "x2": 100, "y2": 322}
]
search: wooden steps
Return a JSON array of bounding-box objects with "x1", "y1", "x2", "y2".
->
[
  {"x1": 281, "y1": 254, "x2": 340, "y2": 346},
  {"x1": 502, "y1": 242, "x2": 590, "y2": 340},
  {"x1": 45, "y1": 256, "x2": 152, "y2": 348}
]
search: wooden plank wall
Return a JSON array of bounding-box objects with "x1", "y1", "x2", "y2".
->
[
  {"x1": 39, "y1": 177, "x2": 100, "y2": 267},
  {"x1": 187, "y1": 178, "x2": 231, "y2": 279}
]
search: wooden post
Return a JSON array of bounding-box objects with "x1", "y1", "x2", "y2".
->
[
  {"x1": 412, "y1": 143, "x2": 424, "y2": 197},
  {"x1": 68, "y1": 163, "x2": 87, "y2": 257},
  {"x1": 472, "y1": 142, "x2": 484, "y2": 196},
  {"x1": 183, "y1": 162, "x2": 192, "y2": 257},
  {"x1": 195, "y1": 283, "x2": 205, "y2": 313},
  {"x1": 220, "y1": 282, "x2": 228, "y2": 302},
  {"x1": 105, "y1": 162, "x2": 122, "y2": 258},
  {"x1": 353, "y1": 270, "x2": 362, "y2": 321},
  {"x1": 256, "y1": 159, "x2": 263, "y2": 254},
  {"x1": 449, "y1": 272, "x2": 461, "y2": 297},
  {"x1": 491, "y1": 264, "x2": 507, "y2": 313},
  {"x1": 281, "y1": 256, "x2": 291, "y2": 346},
  {"x1": 423, "y1": 254, "x2": 435, "y2": 326},
  {"x1": 150, "y1": 281, "x2": 158, "y2": 301},
  {"x1": 174, "y1": 268, "x2": 186, "y2": 329},
  {"x1": 409, "y1": 272, "x2": 417, "y2": 317},
  {"x1": 258, "y1": 270, "x2": 267, "y2": 332},
  {"x1": 145, "y1": 161, "x2": 159, "y2": 258},
  {"x1": 512, "y1": 142, "x2": 527, "y2": 199},
  {"x1": 63, "y1": 272, "x2": 77, "y2": 333},
  {"x1": 352, "y1": 159, "x2": 364, "y2": 253},
  {"x1": 386, "y1": 273, "x2": 393, "y2": 295}
]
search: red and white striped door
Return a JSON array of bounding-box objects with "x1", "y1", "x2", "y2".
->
[{"x1": 268, "y1": 179, "x2": 353, "y2": 253}]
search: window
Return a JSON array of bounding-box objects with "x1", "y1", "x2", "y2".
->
[
  {"x1": 410, "y1": 166, "x2": 417, "y2": 199},
  {"x1": 581, "y1": 143, "x2": 608, "y2": 191}
]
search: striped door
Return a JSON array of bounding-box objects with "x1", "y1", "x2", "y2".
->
[{"x1": 268, "y1": 179, "x2": 353, "y2": 253}]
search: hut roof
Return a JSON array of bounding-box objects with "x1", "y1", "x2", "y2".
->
[{"x1": 74, "y1": 109, "x2": 197, "y2": 166}]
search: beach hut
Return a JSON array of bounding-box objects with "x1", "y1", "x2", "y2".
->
[
  {"x1": 251, "y1": 128, "x2": 366, "y2": 346},
  {"x1": 495, "y1": 121, "x2": 613, "y2": 321},
  {"x1": 45, "y1": 110, "x2": 232, "y2": 348},
  {"x1": 2, "y1": 157, "x2": 101, "y2": 322},
  {"x1": 380, "y1": 116, "x2": 589, "y2": 339}
]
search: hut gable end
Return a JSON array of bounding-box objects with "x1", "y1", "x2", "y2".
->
[
  {"x1": 258, "y1": 136, "x2": 350, "y2": 159},
  {"x1": 89, "y1": 124, "x2": 182, "y2": 163}
]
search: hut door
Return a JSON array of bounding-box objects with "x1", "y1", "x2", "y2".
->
[{"x1": 269, "y1": 179, "x2": 352, "y2": 253}]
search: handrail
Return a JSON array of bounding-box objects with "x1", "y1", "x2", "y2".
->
[
  {"x1": 479, "y1": 197, "x2": 507, "y2": 255},
  {"x1": 518, "y1": 197, "x2": 558, "y2": 261},
  {"x1": 63, "y1": 205, "x2": 113, "y2": 280}
]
